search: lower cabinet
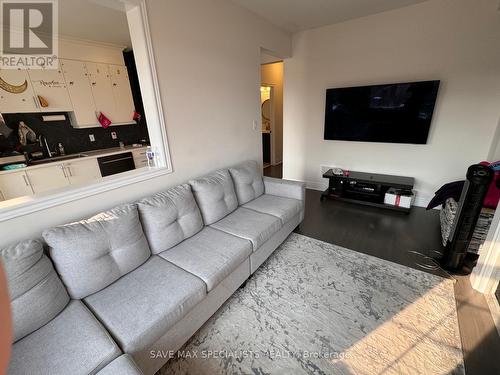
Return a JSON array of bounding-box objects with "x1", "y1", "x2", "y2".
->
[
  {"x1": 0, "y1": 155, "x2": 130, "y2": 202},
  {"x1": 65, "y1": 158, "x2": 101, "y2": 185},
  {"x1": 0, "y1": 158, "x2": 102, "y2": 200},
  {"x1": 0, "y1": 171, "x2": 34, "y2": 200},
  {"x1": 26, "y1": 165, "x2": 69, "y2": 194},
  {"x1": 132, "y1": 149, "x2": 148, "y2": 168}
]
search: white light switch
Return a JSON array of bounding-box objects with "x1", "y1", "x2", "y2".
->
[
  {"x1": 252, "y1": 120, "x2": 258, "y2": 131},
  {"x1": 89, "y1": 134, "x2": 95, "y2": 142}
]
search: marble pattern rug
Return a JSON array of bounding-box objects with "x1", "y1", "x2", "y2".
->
[{"x1": 159, "y1": 233, "x2": 464, "y2": 375}]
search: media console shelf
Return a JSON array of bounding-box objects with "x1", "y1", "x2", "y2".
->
[{"x1": 320, "y1": 169, "x2": 415, "y2": 213}]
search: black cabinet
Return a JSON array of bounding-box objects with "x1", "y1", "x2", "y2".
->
[
  {"x1": 321, "y1": 169, "x2": 415, "y2": 213},
  {"x1": 262, "y1": 132, "x2": 271, "y2": 164}
]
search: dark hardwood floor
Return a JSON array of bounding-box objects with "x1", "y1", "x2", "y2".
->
[
  {"x1": 265, "y1": 164, "x2": 500, "y2": 375},
  {"x1": 263, "y1": 164, "x2": 283, "y2": 179}
]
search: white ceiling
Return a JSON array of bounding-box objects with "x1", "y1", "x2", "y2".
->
[
  {"x1": 58, "y1": 0, "x2": 131, "y2": 47},
  {"x1": 231, "y1": 0, "x2": 429, "y2": 33}
]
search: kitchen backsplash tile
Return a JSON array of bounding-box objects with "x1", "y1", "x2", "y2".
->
[{"x1": 1, "y1": 112, "x2": 149, "y2": 155}]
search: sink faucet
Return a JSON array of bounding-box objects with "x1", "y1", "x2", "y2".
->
[{"x1": 39, "y1": 135, "x2": 53, "y2": 158}]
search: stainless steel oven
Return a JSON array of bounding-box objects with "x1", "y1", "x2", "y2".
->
[{"x1": 97, "y1": 152, "x2": 135, "y2": 177}]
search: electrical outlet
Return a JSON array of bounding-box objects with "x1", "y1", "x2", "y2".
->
[
  {"x1": 111, "y1": 132, "x2": 117, "y2": 140},
  {"x1": 89, "y1": 134, "x2": 95, "y2": 142}
]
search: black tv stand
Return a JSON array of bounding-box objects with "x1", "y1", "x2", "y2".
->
[{"x1": 320, "y1": 169, "x2": 415, "y2": 213}]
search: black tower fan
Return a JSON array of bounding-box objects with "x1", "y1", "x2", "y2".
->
[{"x1": 441, "y1": 164, "x2": 494, "y2": 273}]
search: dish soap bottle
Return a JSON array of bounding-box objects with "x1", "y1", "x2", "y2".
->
[
  {"x1": 57, "y1": 142, "x2": 66, "y2": 156},
  {"x1": 146, "y1": 146, "x2": 156, "y2": 168}
]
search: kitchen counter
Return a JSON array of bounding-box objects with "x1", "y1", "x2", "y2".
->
[
  {"x1": 78, "y1": 145, "x2": 148, "y2": 157},
  {"x1": 0, "y1": 145, "x2": 148, "y2": 176}
]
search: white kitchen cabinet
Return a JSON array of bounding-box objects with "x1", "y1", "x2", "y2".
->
[
  {"x1": 28, "y1": 65, "x2": 73, "y2": 112},
  {"x1": 0, "y1": 158, "x2": 102, "y2": 200},
  {"x1": 64, "y1": 158, "x2": 101, "y2": 185},
  {"x1": 109, "y1": 65, "x2": 135, "y2": 123},
  {"x1": 26, "y1": 164, "x2": 70, "y2": 194},
  {"x1": 0, "y1": 68, "x2": 38, "y2": 113},
  {"x1": 61, "y1": 59, "x2": 98, "y2": 127},
  {"x1": 132, "y1": 148, "x2": 148, "y2": 168},
  {"x1": 0, "y1": 171, "x2": 34, "y2": 200},
  {"x1": 87, "y1": 62, "x2": 116, "y2": 122}
]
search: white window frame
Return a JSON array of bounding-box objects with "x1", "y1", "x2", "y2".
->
[
  {"x1": 470, "y1": 207, "x2": 500, "y2": 294},
  {"x1": 0, "y1": 0, "x2": 172, "y2": 222}
]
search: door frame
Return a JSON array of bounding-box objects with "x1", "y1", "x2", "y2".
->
[{"x1": 470, "y1": 207, "x2": 500, "y2": 294}]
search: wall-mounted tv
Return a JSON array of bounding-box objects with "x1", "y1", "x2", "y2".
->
[{"x1": 324, "y1": 80, "x2": 440, "y2": 144}]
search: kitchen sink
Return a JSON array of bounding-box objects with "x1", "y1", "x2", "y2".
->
[{"x1": 28, "y1": 153, "x2": 88, "y2": 166}]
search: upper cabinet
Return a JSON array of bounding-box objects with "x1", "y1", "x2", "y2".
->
[
  {"x1": 72, "y1": 62, "x2": 135, "y2": 128},
  {"x1": 27, "y1": 65, "x2": 73, "y2": 112},
  {"x1": 109, "y1": 65, "x2": 135, "y2": 123},
  {"x1": 1, "y1": 59, "x2": 136, "y2": 129},
  {"x1": 0, "y1": 68, "x2": 38, "y2": 113},
  {"x1": 61, "y1": 59, "x2": 98, "y2": 127},
  {"x1": 86, "y1": 62, "x2": 116, "y2": 123}
]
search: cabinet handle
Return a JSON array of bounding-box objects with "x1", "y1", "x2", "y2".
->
[
  {"x1": 22, "y1": 174, "x2": 30, "y2": 187},
  {"x1": 59, "y1": 165, "x2": 68, "y2": 178}
]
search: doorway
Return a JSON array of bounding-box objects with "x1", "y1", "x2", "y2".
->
[
  {"x1": 260, "y1": 85, "x2": 273, "y2": 168},
  {"x1": 260, "y1": 60, "x2": 283, "y2": 176}
]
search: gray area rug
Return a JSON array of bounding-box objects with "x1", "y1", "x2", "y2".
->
[{"x1": 159, "y1": 233, "x2": 464, "y2": 375}]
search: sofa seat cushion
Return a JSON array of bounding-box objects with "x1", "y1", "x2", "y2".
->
[
  {"x1": 159, "y1": 227, "x2": 252, "y2": 292},
  {"x1": 84, "y1": 256, "x2": 206, "y2": 353},
  {"x1": 243, "y1": 194, "x2": 302, "y2": 225},
  {"x1": 189, "y1": 169, "x2": 238, "y2": 225},
  {"x1": 1, "y1": 239, "x2": 69, "y2": 342},
  {"x1": 43, "y1": 204, "x2": 151, "y2": 299},
  {"x1": 138, "y1": 184, "x2": 203, "y2": 254},
  {"x1": 9, "y1": 300, "x2": 121, "y2": 375},
  {"x1": 229, "y1": 161, "x2": 264, "y2": 205},
  {"x1": 97, "y1": 355, "x2": 143, "y2": 375},
  {"x1": 210, "y1": 207, "x2": 282, "y2": 251}
]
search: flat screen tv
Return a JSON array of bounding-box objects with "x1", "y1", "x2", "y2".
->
[{"x1": 324, "y1": 80, "x2": 440, "y2": 144}]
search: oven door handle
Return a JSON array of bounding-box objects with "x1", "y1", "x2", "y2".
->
[{"x1": 100, "y1": 156, "x2": 133, "y2": 165}]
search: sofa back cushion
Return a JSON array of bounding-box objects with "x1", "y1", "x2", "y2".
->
[
  {"x1": 189, "y1": 169, "x2": 238, "y2": 225},
  {"x1": 229, "y1": 161, "x2": 264, "y2": 205},
  {"x1": 43, "y1": 204, "x2": 151, "y2": 299},
  {"x1": 138, "y1": 184, "x2": 204, "y2": 254},
  {"x1": 1, "y1": 240, "x2": 69, "y2": 342}
]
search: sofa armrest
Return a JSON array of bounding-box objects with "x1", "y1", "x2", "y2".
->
[{"x1": 263, "y1": 177, "x2": 305, "y2": 201}]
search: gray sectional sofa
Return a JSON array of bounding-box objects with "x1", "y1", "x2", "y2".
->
[{"x1": 1, "y1": 161, "x2": 305, "y2": 375}]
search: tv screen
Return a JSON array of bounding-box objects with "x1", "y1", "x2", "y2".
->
[{"x1": 324, "y1": 80, "x2": 440, "y2": 144}]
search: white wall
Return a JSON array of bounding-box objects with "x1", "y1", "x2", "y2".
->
[
  {"x1": 0, "y1": 0, "x2": 291, "y2": 245},
  {"x1": 488, "y1": 118, "x2": 500, "y2": 161},
  {"x1": 283, "y1": 0, "x2": 500, "y2": 206},
  {"x1": 58, "y1": 37, "x2": 126, "y2": 65}
]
